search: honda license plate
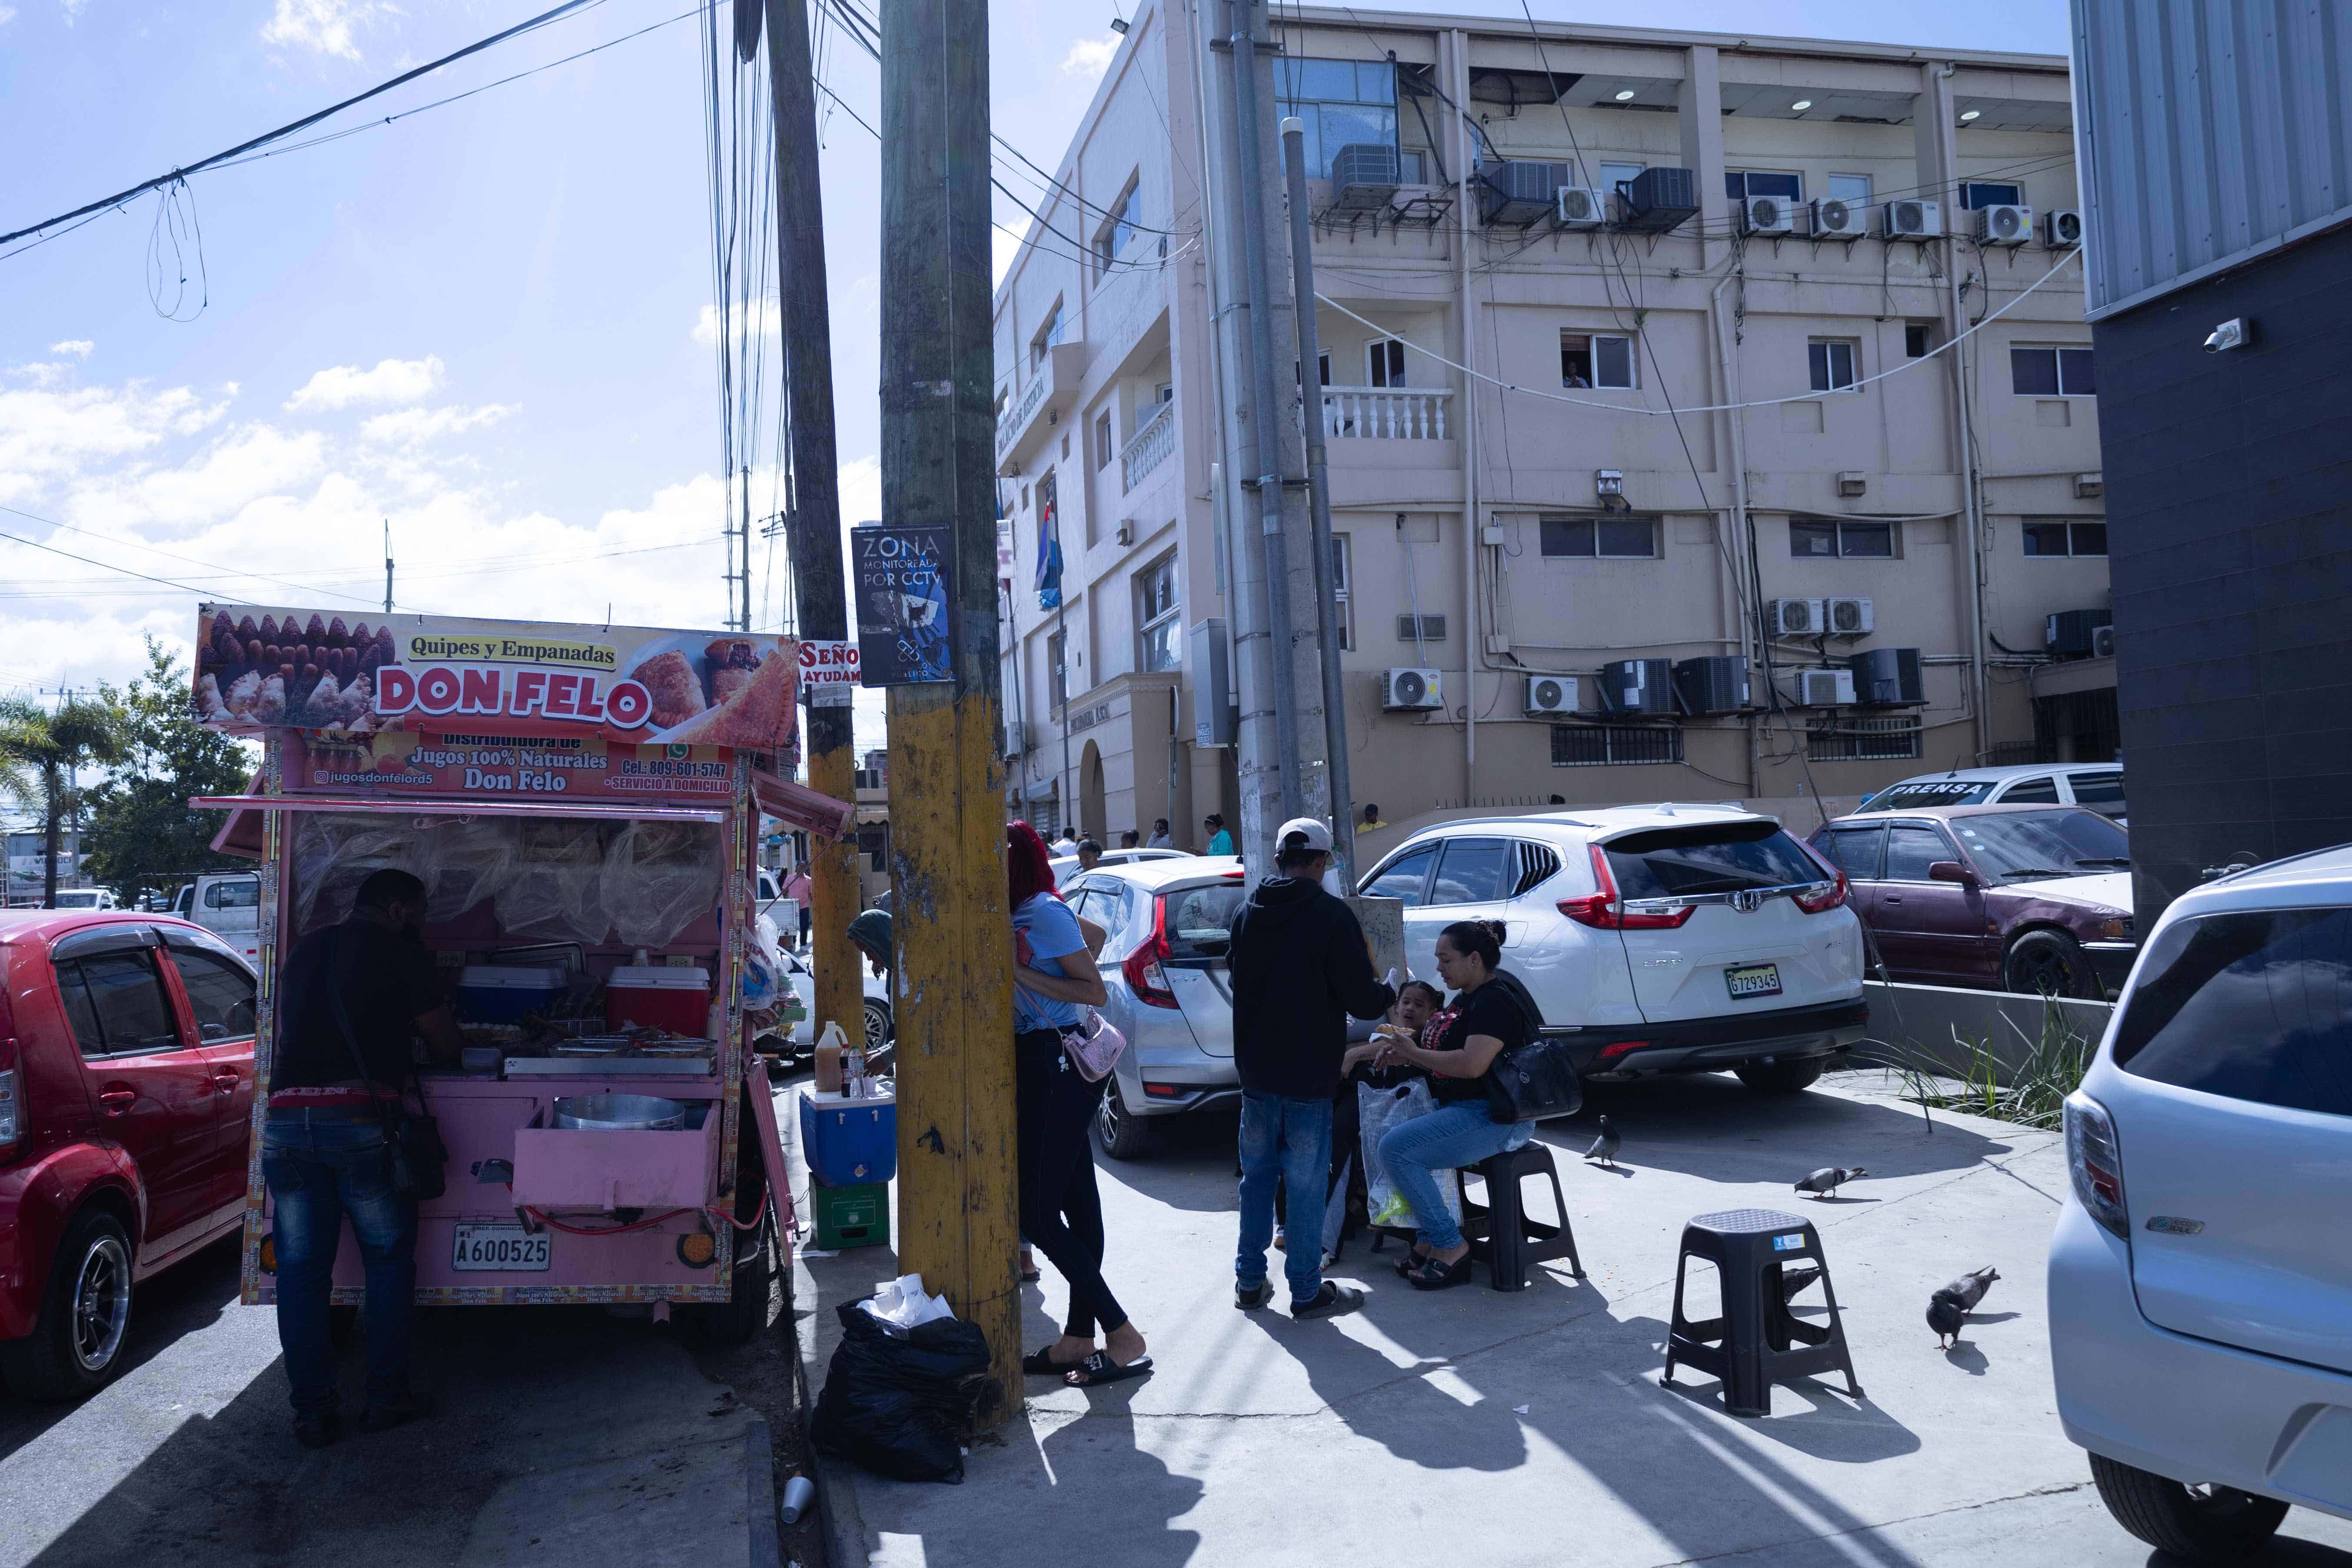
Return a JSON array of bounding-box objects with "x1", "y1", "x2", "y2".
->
[
  {"x1": 1724, "y1": 962, "x2": 1782, "y2": 1000},
  {"x1": 451, "y1": 1224, "x2": 551, "y2": 1272}
]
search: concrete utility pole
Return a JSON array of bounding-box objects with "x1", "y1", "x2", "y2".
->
[
  {"x1": 879, "y1": 0, "x2": 1022, "y2": 1425},
  {"x1": 763, "y1": 0, "x2": 863, "y2": 1047}
]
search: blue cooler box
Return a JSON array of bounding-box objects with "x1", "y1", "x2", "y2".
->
[
  {"x1": 800, "y1": 1089, "x2": 898, "y2": 1186},
  {"x1": 458, "y1": 964, "x2": 567, "y2": 1022}
]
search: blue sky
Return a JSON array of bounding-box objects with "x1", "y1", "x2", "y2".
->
[{"x1": 0, "y1": 0, "x2": 2069, "y2": 756}]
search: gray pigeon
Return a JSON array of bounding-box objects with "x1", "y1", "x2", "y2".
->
[
  {"x1": 1583, "y1": 1116, "x2": 1621, "y2": 1169},
  {"x1": 1927, "y1": 1266, "x2": 2000, "y2": 1348},
  {"x1": 1794, "y1": 1165, "x2": 1866, "y2": 1199},
  {"x1": 1778, "y1": 1263, "x2": 1823, "y2": 1302}
]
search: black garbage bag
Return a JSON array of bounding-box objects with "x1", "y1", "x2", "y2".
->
[{"x1": 811, "y1": 1297, "x2": 993, "y2": 1483}]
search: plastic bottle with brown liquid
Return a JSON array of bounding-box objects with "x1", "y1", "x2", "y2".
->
[{"x1": 813, "y1": 1020, "x2": 848, "y2": 1094}]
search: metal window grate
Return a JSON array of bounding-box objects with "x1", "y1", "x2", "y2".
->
[
  {"x1": 1551, "y1": 724, "x2": 1683, "y2": 767},
  {"x1": 1513, "y1": 842, "x2": 1561, "y2": 894},
  {"x1": 1397, "y1": 614, "x2": 1447, "y2": 641},
  {"x1": 1807, "y1": 715, "x2": 1923, "y2": 761}
]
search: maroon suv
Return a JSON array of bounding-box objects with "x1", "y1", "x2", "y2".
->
[
  {"x1": 0, "y1": 912, "x2": 256, "y2": 1399},
  {"x1": 1808, "y1": 804, "x2": 2138, "y2": 999}
]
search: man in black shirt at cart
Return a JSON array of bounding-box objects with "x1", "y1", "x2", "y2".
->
[{"x1": 264, "y1": 868, "x2": 462, "y2": 1448}]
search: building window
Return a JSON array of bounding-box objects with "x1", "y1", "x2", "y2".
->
[
  {"x1": 1366, "y1": 339, "x2": 1406, "y2": 387},
  {"x1": 1541, "y1": 515, "x2": 1658, "y2": 558},
  {"x1": 1828, "y1": 173, "x2": 1872, "y2": 205},
  {"x1": 1397, "y1": 613, "x2": 1447, "y2": 642},
  {"x1": 1551, "y1": 724, "x2": 1684, "y2": 767},
  {"x1": 1093, "y1": 409, "x2": 1113, "y2": 471},
  {"x1": 1274, "y1": 58, "x2": 1398, "y2": 179},
  {"x1": 1047, "y1": 628, "x2": 1068, "y2": 708},
  {"x1": 1093, "y1": 179, "x2": 1140, "y2": 280},
  {"x1": 1561, "y1": 332, "x2": 1635, "y2": 389},
  {"x1": 1791, "y1": 518, "x2": 1896, "y2": 558},
  {"x1": 1808, "y1": 714, "x2": 1923, "y2": 761},
  {"x1": 1808, "y1": 339, "x2": 1860, "y2": 393},
  {"x1": 1597, "y1": 161, "x2": 1643, "y2": 198},
  {"x1": 2023, "y1": 519, "x2": 2108, "y2": 557},
  {"x1": 2012, "y1": 345, "x2": 2096, "y2": 397},
  {"x1": 1724, "y1": 169, "x2": 1803, "y2": 203},
  {"x1": 1960, "y1": 181, "x2": 2023, "y2": 209},
  {"x1": 1904, "y1": 321, "x2": 1937, "y2": 358},
  {"x1": 1136, "y1": 552, "x2": 1181, "y2": 672},
  {"x1": 1030, "y1": 302, "x2": 1065, "y2": 370},
  {"x1": 1331, "y1": 535, "x2": 1354, "y2": 651}
]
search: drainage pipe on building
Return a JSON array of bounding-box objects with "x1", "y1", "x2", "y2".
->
[
  {"x1": 1710, "y1": 270, "x2": 1760, "y2": 798},
  {"x1": 1452, "y1": 29, "x2": 1478, "y2": 780}
]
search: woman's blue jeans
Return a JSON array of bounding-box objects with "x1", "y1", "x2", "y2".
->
[
  {"x1": 262, "y1": 1110, "x2": 418, "y2": 1418},
  {"x1": 1375, "y1": 1101, "x2": 1531, "y2": 1252}
]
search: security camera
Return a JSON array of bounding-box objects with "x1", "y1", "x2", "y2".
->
[{"x1": 2203, "y1": 317, "x2": 2253, "y2": 353}]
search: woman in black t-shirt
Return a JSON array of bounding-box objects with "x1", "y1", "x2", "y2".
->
[{"x1": 1371, "y1": 920, "x2": 1539, "y2": 1290}]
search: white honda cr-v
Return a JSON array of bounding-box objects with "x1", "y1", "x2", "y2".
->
[
  {"x1": 2051, "y1": 843, "x2": 2352, "y2": 1559},
  {"x1": 1356, "y1": 804, "x2": 1866, "y2": 1092}
]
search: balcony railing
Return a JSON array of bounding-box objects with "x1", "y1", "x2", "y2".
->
[
  {"x1": 1311, "y1": 385, "x2": 1452, "y2": 440},
  {"x1": 1119, "y1": 400, "x2": 1176, "y2": 492}
]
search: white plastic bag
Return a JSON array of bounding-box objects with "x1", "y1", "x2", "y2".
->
[
  {"x1": 857, "y1": 1272, "x2": 956, "y2": 1331},
  {"x1": 1359, "y1": 1079, "x2": 1462, "y2": 1230}
]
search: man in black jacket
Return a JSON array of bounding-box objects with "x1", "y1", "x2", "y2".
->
[{"x1": 1227, "y1": 817, "x2": 1395, "y2": 1319}]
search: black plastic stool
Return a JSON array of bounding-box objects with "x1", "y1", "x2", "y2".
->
[
  {"x1": 1662, "y1": 1209, "x2": 1862, "y2": 1416},
  {"x1": 1457, "y1": 1143, "x2": 1584, "y2": 1291}
]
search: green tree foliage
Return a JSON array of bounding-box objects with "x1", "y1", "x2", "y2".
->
[
  {"x1": 81, "y1": 638, "x2": 257, "y2": 906},
  {"x1": 0, "y1": 690, "x2": 127, "y2": 908}
]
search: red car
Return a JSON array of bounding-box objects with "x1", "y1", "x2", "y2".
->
[{"x1": 0, "y1": 911, "x2": 256, "y2": 1399}]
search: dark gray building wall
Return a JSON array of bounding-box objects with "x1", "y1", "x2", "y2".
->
[{"x1": 2096, "y1": 220, "x2": 2352, "y2": 916}]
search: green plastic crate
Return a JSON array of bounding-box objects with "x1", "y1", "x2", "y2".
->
[{"x1": 810, "y1": 1179, "x2": 889, "y2": 1250}]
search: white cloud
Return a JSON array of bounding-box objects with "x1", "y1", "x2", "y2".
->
[
  {"x1": 48, "y1": 340, "x2": 93, "y2": 359},
  {"x1": 285, "y1": 355, "x2": 443, "y2": 412},
  {"x1": 360, "y1": 403, "x2": 515, "y2": 446},
  {"x1": 1061, "y1": 36, "x2": 1117, "y2": 80},
  {"x1": 0, "y1": 378, "x2": 228, "y2": 504},
  {"x1": 0, "y1": 9, "x2": 20, "y2": 29},
  {"x1": 691, "y1": 297, "x2": 780, "y2": 347},
  {"x1": 260, "y1": 0, "x2": 394, "y2": 60}
]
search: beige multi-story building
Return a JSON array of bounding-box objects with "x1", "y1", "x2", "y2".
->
[{"x1": 991, "y1": 3, "x2": 2109, "y2": 850}]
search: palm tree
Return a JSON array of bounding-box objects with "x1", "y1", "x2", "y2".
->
[{"x1": 0, "y1": 698, "x2": 125, "y2": 908}]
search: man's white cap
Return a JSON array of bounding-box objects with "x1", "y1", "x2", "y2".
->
[{"x1": 1276, "y1": 817, "x2": 1334, "y2": 854}]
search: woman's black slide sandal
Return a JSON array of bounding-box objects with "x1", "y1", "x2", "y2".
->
[
  {"x1": 1064, "y1": 1351, "x2": 1154, "y2": 1387},
  {"x1": 1022, "y1": 1346, "x2": 1089, "y2": 1376},
  {"x1": 1405, "y1": 1254, "x2": 1474, "y2": 1291}
]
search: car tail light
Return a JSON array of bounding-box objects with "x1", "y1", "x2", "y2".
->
[
  {"x1": 2064, "y1": 1091, "x2": 2129, "y2": 1237},
  {"x1": 1790, "y1": 839, "x2": 1849, "y2": 914},
  {"x1": 0, "y1": 1065, "x2": 18, "y2": 1156},
  {"x1": 1558, "y1": 844, "x2": 1695, "y2": 930},
  {"x1": 1123, "y1": 899, "x2": 1180, "y2": 1009},
  {"x1": 1595, "y1": 1038, "x2": 1650, "y2": 1063},
  {"x1": 1142, "y1": 1082, "x2": 1184, "y2": 1099}
]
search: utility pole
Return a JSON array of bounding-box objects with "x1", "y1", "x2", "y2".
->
[
  {"x1": 383, "y1": 519, "x2": 393, "y2": 615},
  {"x1": 880, "y1": 0, "x2": 1021, "y2": 1424},
  {"x1": 763, "y1": 0, "x2": 864, "y2": 1051}
]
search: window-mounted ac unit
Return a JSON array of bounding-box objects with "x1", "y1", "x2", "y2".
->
[
  {"x1": 2046, "y1": 607, "x2": 2113, "y2": 657},
  {"x1": 1555, "y1": 186, "x2": 1606, "y2": 229},
  {"x1": 1523, "y1": 674, "x2": 1578, "y2": 715},
  {"x1": 1847, "y1": 647, "x2": 1924, "y2": 706},
  {"x1": 1741, "y1": 194, "x2": 1797, "y2": 236},
  {"x1": 1974, "y1": 203, "x2": 2033, "y2": 245},
  {"x1": 1621, "y1": 166, "x2": 1698, "y2": 233},
  {"x1": 1599, "y1": 658, "x2": 1674, "y2": 715},
  {"x1": 1329, "y1": 143, "x2": 1402, "y2": 212},
  {"x1": 1381, "y1": 667, "x2": 1445, "y2": 711},
  {"x1": 1810, "y1": 197, "x2": 1866, "y2": 240},
  {"x1": 2046, "y1": 208, "x2": 2083, "y2": 247},
  {"x1": 2091, "y1": 624, "x2": 2117, "y2": 658},
  {"x1": 1003, "y1": 719, "x2": 1026, "y2": 757},
  {"x1": 1478, "y1": 159, "x2": 1574, "y2": 226},
  {"x1": 1884, "y1": 199, "x2": 1942, "y2": 239},
  {"x1": 1826, "y1": 596, "x2": 1874, "y2": 638},
  {"x1": 1767, "y1": 598, "x2": 1825, "y2": 637},
  {"x1": 1780, "y1": 668, "x2": 1856, "y2": 708},
  {"x1": 1672, "y1": 656, "x2": 1751, "y2": 715}
]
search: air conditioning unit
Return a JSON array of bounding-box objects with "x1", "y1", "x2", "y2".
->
[
  {"x1": 1523, "y1": 674, "x2": 1579, "y2": 715},
  {"x1": 1621, "y1": 166, "x2": 1699, "y2": 233},
  {"x1": 1836, "y1": 471, "x2": 1867, "y2": 497},
  {"x1": 1826, "y1": 596, "x2": 1875, "y2": 638},
  {"x1": 1329, "y1": 143, "x2": 1402, "y2": 213},
  {"x1": 1884, "y1": 199, "x2": 1943, "y2": 239},
  {"x1": 2046, "y1": 208, "x2": 2084, "y2": 247},
  {"x1": 1672, "y1": 656, "x2": 1751, "y2": 715},
  {"x1": 1847, "y1": 646, "x2": 1924, "y2": 706},
  {"x1": 2046, "y1": 607, "x2": 2113, "y2": 658},
  {"x1": 1974, "y1": 203, "x2": 2033, "y2": 245},
  {"x1": 1478, "y1": 160, "x2": 1574, "y2": 226},
  {"x1": 1381, "y1": 667, "x2": 1446, "y2": 711},
  {"x1": 1741, "y1": 194, "x2": 1797, "y2": 236},
  {"x1": 1599, "y1": 658, "x2": 1674, "y2": 715},
  {"x1": 2073, "y1": 471, "x2": 2104, "y2": 498},
  {"x1": 1555, "y1": 186, "x2": 1607, "y2": 229},
  {"x1": 1780, "y1": 668, "x2": 1856, "y2": 708},
  {"x1": 1810, "y1": 196, "x2": 1866, "y2": 240},
  {"x1": 2091, "y1": 624, "x2": 2117, "y2": 658},
  {"x1": 1002, "y1": 719, "x2": 1027, "y2": 757},
  {"x1": 1114, "y1": 519, "x2": 1136, "y2": 546},
  {"x1": 1767, "y1": 597, "x2": 1826, "y2": 637}
]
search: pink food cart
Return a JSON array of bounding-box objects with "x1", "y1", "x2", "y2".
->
[{"x1": 189, "y1": 604, "x2": 853, "y2": 1336}]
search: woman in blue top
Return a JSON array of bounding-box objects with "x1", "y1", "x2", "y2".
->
[
  {"x1": 1006, "y1": 821, "x2": 1149, "y2": 1388},
  {"x1": 1203, "y1": 812, "x2": 1235, "y2": 856}
]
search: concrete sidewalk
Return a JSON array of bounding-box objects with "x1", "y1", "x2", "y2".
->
[{"x1": 790, "y1": 1070, "x2": 2352, "y2": 1568}]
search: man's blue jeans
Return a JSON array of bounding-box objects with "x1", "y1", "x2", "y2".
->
[
  {"x1": 1236, "y1": 1090, "x2": 1332, "y2": 1304},
  {"x1": 1376, "y1": 1102, "x2": 1531, "y2": 1252},
  {"x1": 262, "y1": 1110, "x2": 418, "y2": 1418}
]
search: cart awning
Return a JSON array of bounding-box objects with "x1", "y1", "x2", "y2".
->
[
  {"x1": 750, "y1": 772, "x2": 855, "y2": 842},
  {"x1": 189, "y1": 794, "x2": 730, "y2": 824}
]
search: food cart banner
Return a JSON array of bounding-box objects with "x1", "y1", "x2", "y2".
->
[
  {"x1": 280, "y1": 730, "x2": 736, "y2": 801},
  {"x1": 194, "y1": 605, "x2": 799, "y2": 757}
]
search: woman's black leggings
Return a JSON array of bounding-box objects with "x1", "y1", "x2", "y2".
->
[{"x1": 1015, "y1": 1028, "x2": 1128, "y2": 1338}]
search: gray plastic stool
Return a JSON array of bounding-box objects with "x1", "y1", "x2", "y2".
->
[{"x1": 1661, "y1": 1208, "x2": 1862, "y2": 1416}]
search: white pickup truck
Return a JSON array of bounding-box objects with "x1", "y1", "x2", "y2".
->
[{"x1": 170, "y1": 870, "x2": 263, "y2": 965}]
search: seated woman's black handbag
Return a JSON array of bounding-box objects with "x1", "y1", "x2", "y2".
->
[{"x1": 1483, "y1": 1035, "x2": 1584, "y2": 1123}]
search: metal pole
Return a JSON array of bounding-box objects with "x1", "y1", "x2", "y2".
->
[{"x1": 1279, "y1": 116, "x2": 1355, "y2": 877}]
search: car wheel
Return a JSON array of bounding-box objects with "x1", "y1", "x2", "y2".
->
[
  {"x1": 1734, "y1": 1059, "x2": 1824, "y2": 1094},
  {"x1": 694, "y1": 1163, "x2": 775, "y2": 1345},
  {"x1": 2004, "y1": 929, "x2": 2100, "y2": 999},
  {"x1": 1094, "y1": 1081, "x2": 1157, "y2": 1160},
  {"x1": 862, "y1": 997, "x2": 894, "y2": 1052},
  {"x1": 2088, "y1": 1455, "x2": 2288, "y2": 1561},
  {"x1": 0, "y1": 1208, "x2": 135, "y2": 1401}
]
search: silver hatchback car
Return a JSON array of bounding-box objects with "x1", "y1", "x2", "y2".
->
[{"x1": 1060, "y1": 856, "x2": 1246, "y2": 1158}]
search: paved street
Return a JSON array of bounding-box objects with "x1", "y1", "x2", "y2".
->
[{"x1": 797, "y1": 1071, "x2": 2352, "y2": 1568}]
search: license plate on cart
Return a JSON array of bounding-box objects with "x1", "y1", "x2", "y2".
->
[
  {"x1": 452, "y1": 1225, "x2": 551, "y2": 1271},
  {"x1": 1724, "y1": 963, "x2": 1782, "y2": 1000}
]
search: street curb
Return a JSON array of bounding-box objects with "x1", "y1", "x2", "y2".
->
[{"x1": 745, "y1": 1415, "x2": 781, "y2": 1567}]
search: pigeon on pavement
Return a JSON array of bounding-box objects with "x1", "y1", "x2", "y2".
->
[
  {"x1": 1794, "y1": 1166, "x2": 1866, "y2": 1199},
  {"x1": 1583, "y1": 1116, "x2": 1621, "y2": 1169},
  {"x1": 1778, "y1": 1263, "x2": 1823, "y2": 1301},
  {"x1": 1927, "y1": 1266, "x2": 2000, "y2": 1348}
]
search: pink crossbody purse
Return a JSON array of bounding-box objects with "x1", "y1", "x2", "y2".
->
[{"x1": 1061, "y1": 1010, "x2": 1129, "y2": 1081}]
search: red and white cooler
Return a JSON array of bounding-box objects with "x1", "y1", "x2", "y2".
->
[{"x1": 605, "y1": 965, "x2": 712, "y2": 1033}]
